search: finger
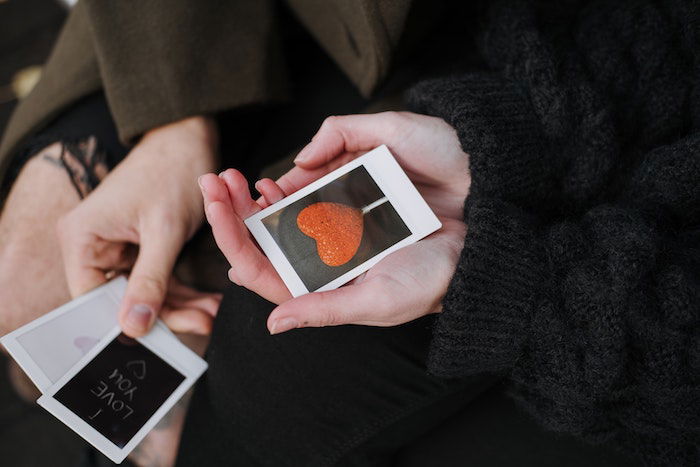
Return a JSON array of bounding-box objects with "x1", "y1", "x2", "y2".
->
[
  {"x1": 219, "y1": 169, "x2": 261, "y2": 218},
  {"x1": 64, "y1": 263, "x2": 107, "y2": 298},
  {"x1": 254, "y1": 178, "x2": 286, "y2": 207},
  {"x1": 274, "y1": 152, "x2": 359, "y2": 196},
  {"x1": 266, "y1": 281, "x2": 390, "y2": 334},
  {"x1": 204, "y1": 199, "x2": 251, "y2": 263},
  {"x1": 199, "y1": 173, "x2": 231, "y2": 207},
  {"x1": 119, "y1": 229, "x2": 185, "y2": 337},
  {"x1": 58, "y1": 218, "x2": 131, "y2": 297},
  {"x1": 206, "y1": 200, "x2": 291, "y2": 304},
  {"x1": 160, "y1": 307, "x2": 214, "y2": 336},
  {"x1": 164, "y1": 276, "x2": 199, "y2": 298},
  {"x1": 293, "y1": 113, "x2": 401, "y2": 168},
  {"x1": 164, "y1": 293, "x2": 221, "y2": 318}
]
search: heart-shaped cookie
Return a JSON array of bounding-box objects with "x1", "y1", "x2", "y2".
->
[{"x1": 297, "y1": 202, "x2": 364, "y2": 266}]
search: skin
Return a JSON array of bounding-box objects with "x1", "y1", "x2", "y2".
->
[
  {"x1": 0, "y1": 144, "x2": 78, "y2": 337},
  {"x1": 0, "y1": 117, "x2": 222, "y2": 467},
  {"x1": 200, "y1": 111, "x2": 471, "y2": 334},
  {"x1": 57, "y1": 116, "x2": 221, "y2": 337},
  {"x1": 1, "y1": 111, "x2": 468, "y2": 465}
]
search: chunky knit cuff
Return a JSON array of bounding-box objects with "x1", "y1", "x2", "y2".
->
[
  {"x1": 407, "y1": 73, "x2": 556, "y2": 208},
  {"x1": 427, "y1": 199, "x2": 544, "y2": 377}
]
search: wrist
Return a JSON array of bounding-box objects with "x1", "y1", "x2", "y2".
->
[
  {"x1": 169, "y1": 115, "x2": 218, "y2": 149},
  {"x1": 139, "y1": 115, "x2": 219, "y2": 171}
]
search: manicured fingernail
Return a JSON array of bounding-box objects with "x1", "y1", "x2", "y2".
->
[
  {"x1": 270, "y1": 317, "x2": 299, "y2": 335},
  {"x1": 126, "y1": 304, "x2": 155, "y2": 331},
  {"x1": 254, "y1": 180, "x2": 263, "y2": 191}
]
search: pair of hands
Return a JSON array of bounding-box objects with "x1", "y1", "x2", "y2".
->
[
  {"x1": 200, "y1": 112, "x2": 470, "y2": 334},
  {"x1": 56, "y1": 112, "x2": 469, "y2": 339}
]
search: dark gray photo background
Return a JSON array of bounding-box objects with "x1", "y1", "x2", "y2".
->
[
  {"x1": 54, "y1": 334, "x2": 185, "y2": 449},
  {"x1": 262, "y1": 166, "x2": 411, "y2": 291}
]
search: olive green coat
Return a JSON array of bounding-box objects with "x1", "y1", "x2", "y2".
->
[{"x1": 0, "y1": 0, "x2": 413, "y2": 181}]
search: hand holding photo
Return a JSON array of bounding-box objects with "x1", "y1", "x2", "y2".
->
[
  {"x1": 245, "y1": 145, "x2": 441, "y2": 296},
  {"x1": 0, "y1": 277, "x2": 207, "y2": 464}
]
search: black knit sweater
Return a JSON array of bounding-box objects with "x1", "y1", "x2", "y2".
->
[{"x1": 407, "y1": 1, "x2": 699, "y2": 465}]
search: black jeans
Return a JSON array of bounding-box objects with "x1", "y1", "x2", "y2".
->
[
  {"x1": 175, "y1": 285, "x2": 634, "y2": 467},
  {"x1": 176, "y1": 286, "x2": 492, "y2": 466}
]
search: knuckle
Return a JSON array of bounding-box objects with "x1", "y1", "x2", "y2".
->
[
  {"x1": 149, "y1": 209, "x2": 185, "y2": 235},
  {"x1": 318, "y1": 294, "x2": 341, "y2": 326},
  {"x1": 372, "y1": 278, "x2": 395, "y2": 315},
  {"x1": 132, "y1": 273, "x2": 167, "y2": 299},
  {"x1": 320, "y1": 310, "x2": 338, "y2": 327},
  {"x1": 388, "y1": 112, "x2": 411, "y2": 133},
  {"x1": 321, "y1": 115, "x2": 340, "y2": 131}
]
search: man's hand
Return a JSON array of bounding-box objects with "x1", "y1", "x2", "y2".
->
[
  {"x1": 201, "y1": 111, "x2": 470, "y2": 334},
  {"x1": 58, "y1": 116, "x2": 220, "y2": 337}
]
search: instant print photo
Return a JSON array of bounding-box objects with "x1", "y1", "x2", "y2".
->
[
  {"x1": 246, "y1": 145, "x2": 442, "y2": 296},
  {"x1": 38, "y1": 321, "x2": 207, "y2": 464},
  {"x1": 261, "y1": 165, "x2": 411, "y2": 292}
]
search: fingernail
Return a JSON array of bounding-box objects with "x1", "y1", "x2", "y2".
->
[
  {"x1": 270, "y1": 317, "x2": 299, "y2": 335},
  {"x1": 219, "y1": 170, "x2": 227, "y2": 179},
  {"x1": 294, "y1": 148, "x2": 309, "y2": 164},
  {"x1": 227, "y1": 267, "x2": 239, "y2": 284},
  {"x1": 197, "y1": 175, "x2": 206, "y2": 193},
  {"x1": 126, "y1": 304, "x2": 155, "y2": 331}
]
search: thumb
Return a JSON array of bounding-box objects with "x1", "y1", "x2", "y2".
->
[
  {"x1": 293, "y1": 112, "x2": 405, "y2": 169},
  {"x1": 119, "y1": 230, "x2": 184, "y2": 337},
  {"x1": 266, "y1": 281, "x2": 388, "y2": 334}
]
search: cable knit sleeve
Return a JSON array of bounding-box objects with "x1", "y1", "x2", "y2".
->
[
  {"x1": 425, "y1": 136, "x2": 700, "y2": 465},
  {"x1": 82, "y1": 0, "x2": 286, "y2": 143},
  {"x1": 407, "y1": 0, "x2": 699, "y2": 465}
]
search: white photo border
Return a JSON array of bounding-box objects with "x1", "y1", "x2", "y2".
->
[
  {"x1": 245, "y1": 145, "x2": 442, "y2": 297},
  {"x1": 0, "y1": 277, "x2": 127, "y2": 392}
]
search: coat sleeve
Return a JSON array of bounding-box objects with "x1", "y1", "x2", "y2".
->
[{"x1": 82, "y1": 0, "x2": 287, "y2": 143}]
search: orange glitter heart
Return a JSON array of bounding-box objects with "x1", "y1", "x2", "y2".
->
[{"x1": 297, "y1": 202, "x2": 364, "y2": 266}]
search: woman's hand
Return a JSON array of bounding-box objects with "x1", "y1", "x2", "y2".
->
[
  {"x1": 57, "y1": 116, "x2": 220, "y2": 337},
  {"x1": 202, "y1": 112, "x2": 470, "y2": 334}
]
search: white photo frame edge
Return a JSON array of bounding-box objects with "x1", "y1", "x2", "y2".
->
[{"x1": 0, "y1": 277, "x2": 127, "y2": 392}]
